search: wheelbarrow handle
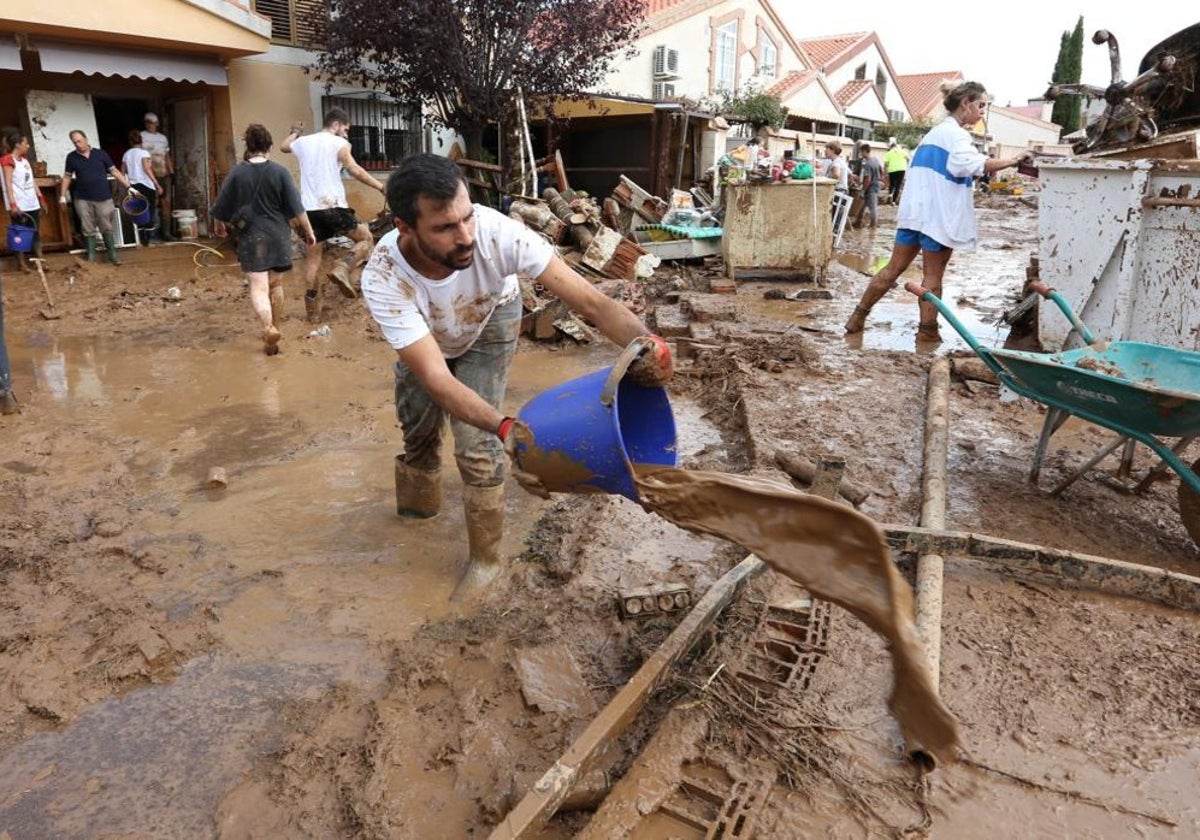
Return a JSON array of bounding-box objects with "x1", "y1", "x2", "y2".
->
[{"x1": 1027, "y1": 281, "x2": 1097, "y2": 345}]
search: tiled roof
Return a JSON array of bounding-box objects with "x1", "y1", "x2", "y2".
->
[
  {"x1": 834, "y1": 79, "x2": 873, "y2": 108},
  {"x1": 797, "y1": 32, "x2": 871, "y2": 72},
  {"x1": 765, "y1": 69, "x2": 820, "y2": 99},
  {"x1": 896, "y1": 71, "x2": 963, "y2": 119}
]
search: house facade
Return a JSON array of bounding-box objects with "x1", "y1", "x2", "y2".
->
[
  {"x1": 605, "y1": 0, "x2": 810, "y2": 104},
  {"x1": 1, "y1": 0, "x2": 416, "y2": 243},
  {"x1": 796, "y1": 32, "x2": 910, "y2": 143}
]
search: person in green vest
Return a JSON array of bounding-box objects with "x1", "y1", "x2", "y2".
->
[{"x1": 883, "y1": 139, "x2": 909, "y2": 204}]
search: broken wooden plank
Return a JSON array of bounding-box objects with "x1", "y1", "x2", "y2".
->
[
  {"x1": 882, "y1": 523, "x2": 1200, "y2": 611},
  {"x1": 489, "y1": 554, "x2": 767, "y2": 840}
]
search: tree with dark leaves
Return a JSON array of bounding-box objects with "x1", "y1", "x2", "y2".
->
[
  {"x1": 315, "y1": 0, "x2": 646, "y2": 165},
  {"x1": 1050, "y1": 16, "x2": 1085, "y2": 138}
]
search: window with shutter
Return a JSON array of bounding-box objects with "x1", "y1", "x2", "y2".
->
[{"x1": 252, "y1": 0, "x2": 328, "y2": 48}]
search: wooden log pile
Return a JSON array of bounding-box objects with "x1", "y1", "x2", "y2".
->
[{"x1": 507, "y1": 174, "x2": 666, "y2": 343}]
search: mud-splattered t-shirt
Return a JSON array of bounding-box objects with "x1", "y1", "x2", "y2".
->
[{"x1": 361, "y1": 205, "x2": 554, "y2": 358}]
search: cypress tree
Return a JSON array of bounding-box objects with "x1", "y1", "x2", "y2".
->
[{"x1": 1051, "y1": 17, "x2": 1085, "y2": 137}]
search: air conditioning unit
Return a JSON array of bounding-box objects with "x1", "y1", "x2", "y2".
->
[
  {"x1": 652, "y1": 81, "x2": 676, "y2": 100},
  {"x1": 652, "y1": 44, "x2": 681, "y2": 79}
]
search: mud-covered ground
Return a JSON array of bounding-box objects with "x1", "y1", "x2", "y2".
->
[{"x1": 1, "y1": 197, "x2": 1198, "y2": 839}]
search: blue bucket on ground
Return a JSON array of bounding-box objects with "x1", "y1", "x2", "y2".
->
[
  {"x1": 515, "y1": 341, "x2": 676, "y2": 501},
  {"x1": 122, "y1": 193, "x2": 152, "y2": 226},
  {"x1": 6, "y1": 224, "x2": 36, "y2": 253}
]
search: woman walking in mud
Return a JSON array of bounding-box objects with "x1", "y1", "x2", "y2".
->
[
  {"x1": 211, "y1": 124, "x2": 315, "y2": 355},
  {"x1": 843, "y1": 81, "x2": 1032, "y2": 343}
]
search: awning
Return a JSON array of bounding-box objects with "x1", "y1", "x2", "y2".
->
[
  {"x1": 37, "y1": 41, "x2": 227, "y2": 86},
  {"x1": 0, "y1": 38, "x2": 21, "y2": 72}
]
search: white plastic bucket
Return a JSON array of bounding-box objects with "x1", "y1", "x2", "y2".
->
[{"x1": 172, "y1": 209, "x2": 199, "y2": 240}]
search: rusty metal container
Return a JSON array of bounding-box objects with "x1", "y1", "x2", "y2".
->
[{"x1": 721, "y1": 179, "x2": 835, "y2": 282}]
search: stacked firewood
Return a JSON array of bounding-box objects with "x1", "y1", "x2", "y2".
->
[{"x1": 509, "y1": 177, "x2": 665, "y2": 342}]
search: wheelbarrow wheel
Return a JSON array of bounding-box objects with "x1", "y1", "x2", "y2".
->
[{"x1": 1178, "y1": 457, "x2": 1200, "y2": 547}]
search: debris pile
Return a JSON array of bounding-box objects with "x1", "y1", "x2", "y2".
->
[{"x1": 509, "y1": 175, "x2": 672, "y2": 343}]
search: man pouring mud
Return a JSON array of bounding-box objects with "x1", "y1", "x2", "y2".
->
[{"x1": 360, "y1": 154, "x2": 673, "y2": 596}]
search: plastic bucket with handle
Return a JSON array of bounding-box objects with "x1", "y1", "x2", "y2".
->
[
  {"x1": 122, "y1": 192, "x2": 152, "y2": 226},
  {"x1": 514, "y1": 337, "x2": 676, "y2": 501},
  {"x1": 6, "y1": 223, "x2": 36, "y2": 253}
]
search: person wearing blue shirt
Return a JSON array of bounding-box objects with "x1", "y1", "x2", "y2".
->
[{"x1": 57, "y1": 129, "x2": 132, "y2": 264}]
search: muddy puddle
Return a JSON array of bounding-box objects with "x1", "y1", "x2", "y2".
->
[
  {"x1": 738, "y1": 214, "x2": 1032, "y2": 354},
  {"x1": 0, "y1": 320, "x2": 724, "y2": 837}
]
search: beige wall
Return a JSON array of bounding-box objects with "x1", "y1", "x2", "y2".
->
[
  {"x1": 225, "y1": 59, "x2": 391, "y2": 220},
  {"x1": 1, "y1": 0, "x2": 267, "y2": 55}
]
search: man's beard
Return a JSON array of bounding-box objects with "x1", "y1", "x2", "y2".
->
[{"x1": 418, "y1": 236, "x2": 474, "y2": 271}]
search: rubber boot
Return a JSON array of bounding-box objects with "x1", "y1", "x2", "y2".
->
[
  {"x1": 916, "y1": 321, "x2": 943, "y2": 344},
  {"x1": 844, "y1": 278, "x2": 894, "y2": 333},
  {"x1": 452, "y1": 484, "x2": 506, "y2": 599},
  {"x1": 101, "y1": 232, "x2": 120, "y2": 265},
  {"x1": 85, "y1": 236, "x2": 97, "y2": 263},
  {"x1": 395, "y1": 457, "x2": 442, "y2": 519},
  {"x1": 16, "y1": 252, "x2": 30, "y2": 273},
  {"x1": 0, "y1": 389, "x2": 19, "y2": 416},
  {"x1": 327, "y1": 260, "x2": 358, "y2": 299},
  {"x1": 304, "y1": 289, "x2": 321, "y2": 323},
  {"x1": 270, "y1": 284, "x2": 286, "y2": 328},
  {"x1": 263, "y1": 325, "x2": 282, "y2": 356}
]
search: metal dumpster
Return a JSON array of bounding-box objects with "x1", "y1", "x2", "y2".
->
[{"x1": 1037, "y1": 157, "x2": 1200, "y2": 352}]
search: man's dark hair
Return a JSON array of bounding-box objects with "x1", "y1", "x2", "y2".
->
[
  {"x1": 387, "y1": 154, "x2": 467, "y2": 226},
  {"x1": 323, "y1": 108, "x2": 350, "y2": 128},
  {"x1": 243, "y1": 123, "x2": 273, "y2": 155},
  {"x1": 128, "y1": 130, "x2": 143, "y2": 146}
]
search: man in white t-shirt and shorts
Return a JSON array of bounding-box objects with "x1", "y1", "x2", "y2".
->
[
  {"x1": 281, "y1": 107, "x2": 384, "y2": 321},
  {"x1": 361, "y1": 154, "x2": 674, "y2": 597},
  {"x1": 140, "y1": 113, "x2": 174, "y2": 241}
]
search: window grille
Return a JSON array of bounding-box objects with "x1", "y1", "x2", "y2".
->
[{"x1": 321, "y1": 94, "x2": 423, "y2": 170}]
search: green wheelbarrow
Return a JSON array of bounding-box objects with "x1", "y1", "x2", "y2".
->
[{"x1": 905, "y1": 280, "x2": 1200, "y2": 546}]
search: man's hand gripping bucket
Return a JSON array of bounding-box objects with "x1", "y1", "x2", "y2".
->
[{"x1": 513, "y1": 337, "x2": 676, "y2": 501}]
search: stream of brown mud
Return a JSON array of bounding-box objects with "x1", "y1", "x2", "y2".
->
[{"x1": 633, "y1": 466, "x2": 958, "y2": 764}]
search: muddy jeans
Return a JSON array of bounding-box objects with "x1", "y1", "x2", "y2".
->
[
  {"x1": 0, "y1": 269, "x2": 10, "y2": 392},
  {"x1": 393, "y1": 296, "x2": 521, "y2": 488}
]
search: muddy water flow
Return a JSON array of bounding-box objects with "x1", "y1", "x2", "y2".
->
[{"x1": 0, "y1": 329, "x2": 718, "y2": 836}]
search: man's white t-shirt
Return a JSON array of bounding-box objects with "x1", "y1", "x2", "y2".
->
[
  {"x1": 361, "y1": 205, "x2": 554, "y2": 358},
  {"x1": 289, "y1": 131, "x2": 350, "y2": 211},
  {"x1": 141, "y1": 130, "x2": 170, "y2": 178}
]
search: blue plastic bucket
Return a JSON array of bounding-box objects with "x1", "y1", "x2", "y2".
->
[
  {"x1": 122, "y1": 193, "x2": 152, "y2": 226},
  {"x1": 6, "y1": 224, "x2": 36, "y2": 253},
  {"x1": 515, "y1": 361, "x2": 677, "y2": 501}
]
